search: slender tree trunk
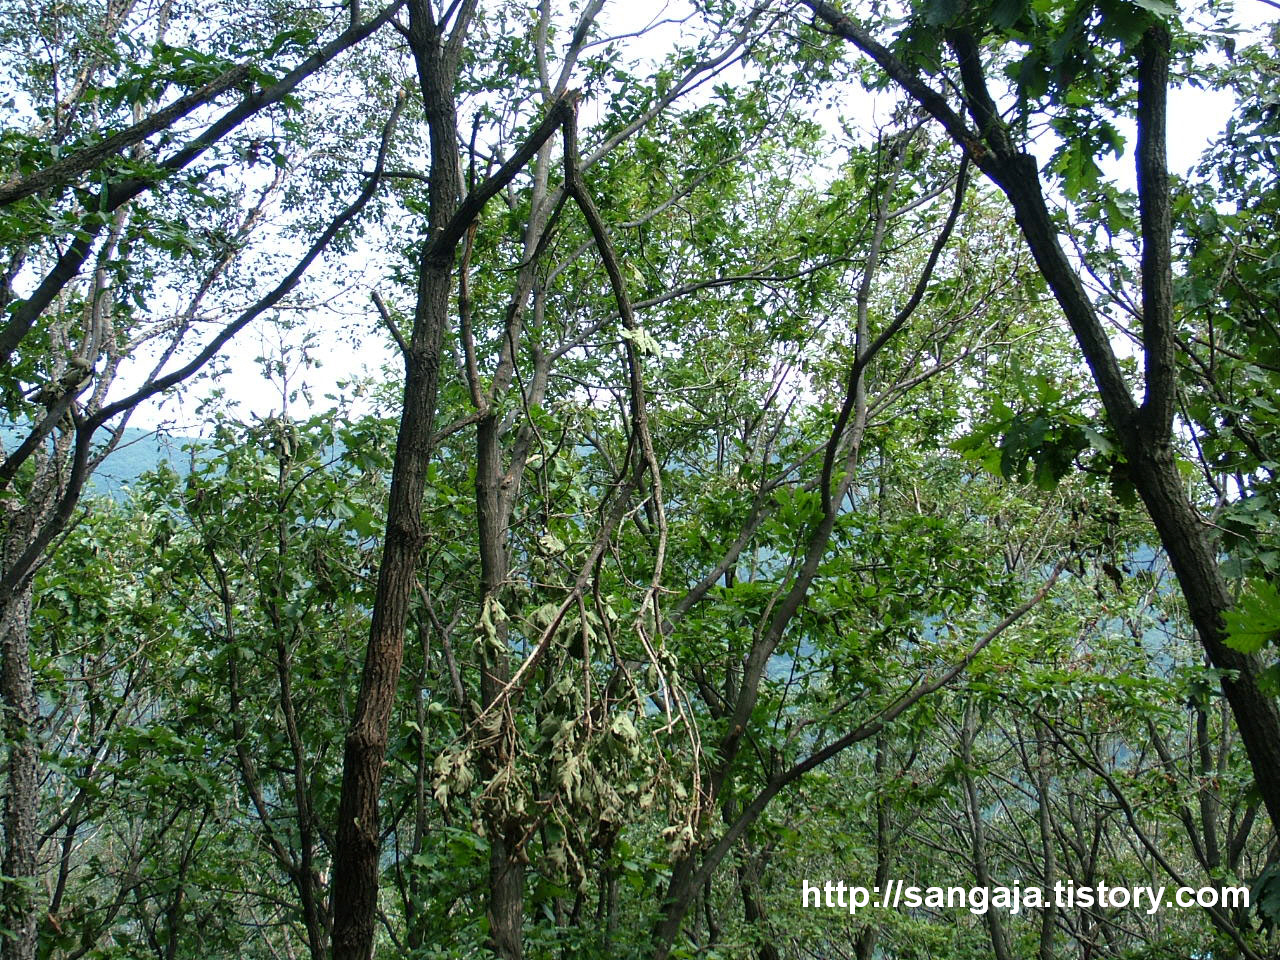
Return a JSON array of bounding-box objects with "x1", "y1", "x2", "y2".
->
[
  {"x1": 737, "y1": 852, "x2": 778, "y2": 960},
  {"x1": 270, "y1": 452, "x2": 330, "y2": 959},
  {"x1": 329, "y1": 347, "x2": 445, "y2": 957},
  {"x1": 329, "y1": 12, "x2": 461, "y2": 953},
  {"x1": 855, "y1": 734, "x2": 892, "y2": 960},
  {"x1": 960, "y1": 705, "x2": 1014, "y2": 960},
  {"x1": 0, "y1": 464, "x2": 60, "y2": 960},
  {"x1": 0, "y1": 579, "x2": 36, "y2": 960},
  {"x1": 329, "y1": 2, "x2": 494, "y2": 954},
  {"x1": 476, "y1": 409, "x2": 524, "y2": 960},
  {"x1": 1035, "y1": 727, "x2": 1057, "y2": 960}
]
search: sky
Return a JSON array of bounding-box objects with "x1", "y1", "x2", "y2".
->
[{"x1": 126, "y1": 0, "x2": 1278, "y2": 435}]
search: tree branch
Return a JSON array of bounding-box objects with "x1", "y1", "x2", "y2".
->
[
  {"x1": 0, "y1": 93, "x2": 405, "y2": 614},
  {"x1": 678, "y1": 564, "x2": 1064, "y2": 937},
  {"x1": 0, "y1": 64, "x2": 250, "y2": 207},
  {"x1": 1136, "y1": 22, "x2": 1176, "y2": 429},
  {"x1": 0, "y1": 0, "x2": 406, "y2": 369}
]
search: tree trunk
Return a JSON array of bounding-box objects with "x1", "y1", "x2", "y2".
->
[
  {"x1": 330, "y1": 34, "x2": 456, "y2": 960},
  {"x1": 329, "y1": 4, "x2": 475, "y2": 955},
  {"x1": 737, "y1": 854, "x2": 778, "y2": 960},
  {"x1": 960, "y1": 705, "x2": 1014, "y2": 960},
  {"x1": 1034, "y1": 726, "x2": 1057, "y2": 960},
  {"x1": 1125, "y1": 442, "x2": 1280, "y2": 831},
  {"x1": 477, "y1": 409, "x2": 524, "y2": 960},
  {"x1": 329, "y1": 344, "x2": 446, "y2": 958},
  {"x1": 1006, "y1": 30, "x2": 1280, "y2": 826},
  {"x1": 0, "y1": 468, "x2": 57, "y2": 960},
  {"x1": 855, "y1": 734, "x2": 892, "y2": 960},
  {"x1": 0, "y1": 579, "x2": 36, "y2": 960}
]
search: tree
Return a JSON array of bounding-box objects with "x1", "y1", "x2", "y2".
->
[
  {"x1": 324, "y1": 2, "x2": 817, "y2": 955},
  {"x1": 7, "y1": 2, "x2": 1280, "y2": 958},
  {"x1": 0, "y1": 3, "x2": 408, "y2": 951},
  {"x1": 798, "y1": 0, "x2": 1280, "y2": 837}
]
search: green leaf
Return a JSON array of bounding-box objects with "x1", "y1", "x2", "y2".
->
[
  {"x1": 1131, "y1": 0, "x2": 1177, "y2": 15},
  {"x1": 1224, "y1": 579, "x2": 1280, "y2": 654},
  {"x1": 990, "y1": 0, "x2": 1026, "y2": 28},
  {"x1": 1254, "y1": 863, "x2": 1280, "y2": 927}
]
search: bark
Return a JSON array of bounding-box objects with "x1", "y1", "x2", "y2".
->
[
  {"x1": 328, "y1": 101, "x2": 457, "y2": 960},
  {"x1": 0, "y1": 434, "x2": 71, "y2": 960},
  {"x1": 1126, "y1": 444, "x2": 1280, "y2": 832},
  {"x1": 329, "y1": 1, "x2": 464, "y2": 945},
  {"x1": 468, "y1": 30, "x2": 577, "y2": 947},
  {"x1": 0, "y1": 582, "x2": 36, "y2": 960},
  {"x1": 329, "y1": 244, "x2": 448, "y2": 960},
  {"x1": 462, "y1": 18, "x2": 601, "y2": 952}
]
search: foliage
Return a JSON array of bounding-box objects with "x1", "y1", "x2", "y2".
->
[{"x1": 4, "y1": 1, "x2": 1280, "y2": 959}]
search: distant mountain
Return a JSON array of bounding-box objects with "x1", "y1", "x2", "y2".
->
[
  {"x1": 88, "y1": 427, "x2": 196, "y2": 499},
  {"x1": 1, "y1": 422, "x2": 194, "y2": 500}
]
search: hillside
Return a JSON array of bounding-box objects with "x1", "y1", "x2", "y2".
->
[{"x1": 1, "y1": 423, "x2": 192, "y2": 500}]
